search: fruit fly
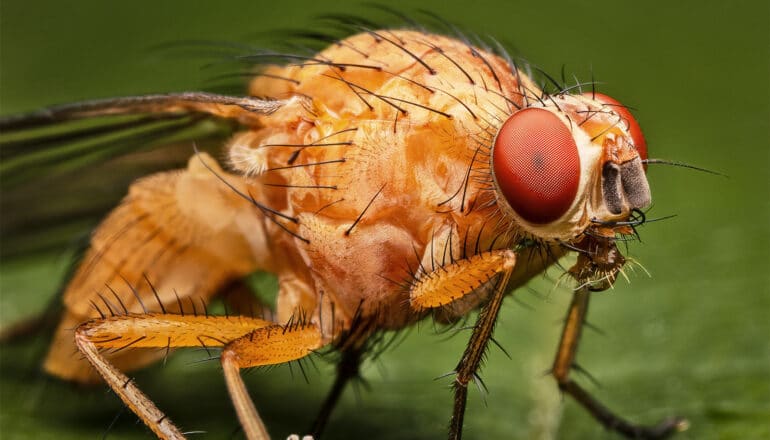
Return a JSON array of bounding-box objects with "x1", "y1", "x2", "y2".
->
[{"x1": 1, "y1": 21, "x2": 688, "y2": 440}]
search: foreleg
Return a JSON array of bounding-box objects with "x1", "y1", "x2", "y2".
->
[{"x1": 552, "y1": 288, "x2": 687, "y2": 439}]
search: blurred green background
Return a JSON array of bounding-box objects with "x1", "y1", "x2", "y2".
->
[{"x1": 1, "y1": 1, "x2": 768, "y2": 439}]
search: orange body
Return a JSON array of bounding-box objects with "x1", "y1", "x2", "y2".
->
[
  {"x1": 44, "y1": 30, "x2": 642, "y2": 384},
  {"x1": 235, "y1": 30, "x2": 539, "y2": 327},
  {"x1": 2, "y1": 20, "x2": 682, "y2": 439}
]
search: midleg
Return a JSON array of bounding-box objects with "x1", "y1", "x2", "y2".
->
[
  {"x1": 309, "y1": 338, "x2": 368, "y2": 438},
  {"x1": 407, "y1": 249, "x2": 516, "y2": 440},
  {"x1": 446, "y1": 271, "x2": 513, "y2": 440},
  {"x1": 303, "y1": 305, "x2": 378, "y2": 439}
]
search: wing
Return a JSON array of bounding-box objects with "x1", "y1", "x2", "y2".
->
[
  {"x1": 0, "y1": 92, "x2": 284, "y2": 257},
  {"x1": 43, "y1": 152, "x2": 274, "y2": 382},
  {"x1": 1, "y1": 93, "x2": 286, "y2": 381}
]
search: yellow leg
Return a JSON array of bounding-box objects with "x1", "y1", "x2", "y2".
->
[
  {"x1": 76, "y1": 335, "x2": 185, "y2": 440},
  {"x1": 409, "y1": 249, "x2": 516, "y2": 309},
  {"x1": 405, "y1": 248, "x2": 517, "y2": 439},
  {"x1": 221, "y1": 322, "x2": 325, "y2": 440},
  {"x1": 551, "y1": 288, "x2": 687, "y2": 439},
  {"x1": 75, "y1": 314, "x2": 272, "y2": 439},
  {"x1": 447, "y1": 268, "x2": 514, "y2": 440},
  {"x1": 47, "y1": 153, "x2": 266, "y2": 383}
]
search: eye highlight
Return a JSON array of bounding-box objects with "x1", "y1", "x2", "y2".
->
[{"x1": 492, "y1": 108, "x2": 581, "y2": 224}]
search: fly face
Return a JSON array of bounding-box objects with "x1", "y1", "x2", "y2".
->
[{"x1": 490, "y1": 92, "x2": 650, "y2": 289}]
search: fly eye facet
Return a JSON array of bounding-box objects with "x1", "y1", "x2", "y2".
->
[
  {"x1": 584, "y1": 92, "x2": 648, "y2": 162},
  {"x1": 492, "y1": 108, "x2": 581, "y2": 224}
]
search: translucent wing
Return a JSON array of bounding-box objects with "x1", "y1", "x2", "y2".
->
[
  {"x1": 1, "y1": 93, "x2": 287, "y2": 382},
  {"x1": 44, "y1": 153, "x2": 268, "y2": 382},
  {"x1": 0, "y1": 93, "x2": 284, "y2": 257}
]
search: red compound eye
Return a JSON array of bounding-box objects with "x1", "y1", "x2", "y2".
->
[
  {"x1": 492, "y1": 108, "x2": 581, "y2": 224},
  {"x1": 584, "y1": 92, "x2": 647, "y2": 162}
]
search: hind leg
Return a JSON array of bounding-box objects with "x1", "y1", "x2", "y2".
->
[
  {"x1": 45, "y1": 152, "x2": 270, "y2": 383},
  {"x1": 221, "y1": 321, "x2": 325, "y2": 440},
  {"x1": 75, "y1": 313, "x2": 274, "y2": 439}
]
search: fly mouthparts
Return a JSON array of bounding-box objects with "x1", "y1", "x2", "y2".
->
[{"x1": 601, "y1": 157, "x2": 651, "y2": 215}]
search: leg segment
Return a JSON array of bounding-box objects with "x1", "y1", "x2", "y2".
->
[
  {"x1": 448, "y1": 271, "x2": 513, "y2": 440},
  {"x1": 406, "y1": 249, "x2": 516, "y2": 440},
  {"x1": 410, "y1": 249, "x2": 515, "y2": 309},
  {"x1": 221, "y1": 322, "x2": 325, "y2": 440},
  {"x1": 552, "y1": 288, "x2": 687, "y2": 439},
  {"x1": 76, "y1": 333, "x2": 185, "y2": 440},
  {"x1": 75, "y1": 313, "x2": 272, "y2": 440},
  {"x1": 309, "y1": 346, "x2": 365, "y2": 438}
]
